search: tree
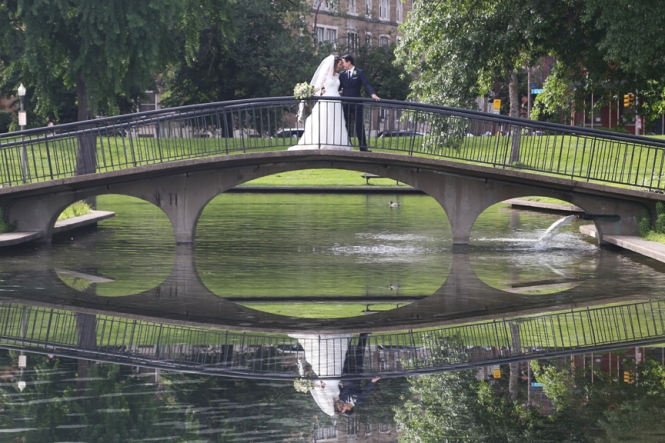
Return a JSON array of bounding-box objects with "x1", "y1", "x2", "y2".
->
[
  {"x1": 348, "y1": 43, "x2": 412, "y2": 101},
  {"x1": 161, "y1": 0, "x2": 321, "y2": 108},
  {"x1": 396, "y1": 0, "x2": 553, "y2": 108},
  {"x1": 395, "y1": 0, "x2": 559, "y2": 162},
  {"x1": 397, "y1": 0, "x2": 665, "y2": 150},
  {"x1": 0, "y1": 0, "x2": 232, "y2": 173},
  {"x1": 0, "y1": 350, "x2": 200, "y2": 442}
]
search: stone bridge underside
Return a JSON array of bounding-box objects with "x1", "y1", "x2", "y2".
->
[
  {"x1": 1, "y1": 151, "x2": 659, "y2": 246},
  {"x1": 0, "y1": 244, "x2": 655, "y2": 333}
]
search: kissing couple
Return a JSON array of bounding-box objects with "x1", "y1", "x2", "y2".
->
[{"x1": 288, "y1": 54, "x2": 381, "y2": 152}]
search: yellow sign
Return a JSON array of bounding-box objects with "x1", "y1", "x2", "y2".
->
[
  {"x1": 492, "y1": 368, "x2": 501, "y2": 378},
  {"x1": 493, "y1": 99, "x2": 501, "y2": 110}
]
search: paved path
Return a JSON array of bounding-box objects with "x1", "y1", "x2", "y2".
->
[
  {"x1": 580, "y1": 224, "x2": 665, "y2": 263},
  {"x1": 505, "y1": 198, "x2": 584, "y2": 213},
  {"x1": 0, "y1": 210, "x2": 115, "y2": 247}
]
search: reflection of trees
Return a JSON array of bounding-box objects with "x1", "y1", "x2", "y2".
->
[
  {"x1": 0, "y1": 350, "x2": 199, "y2": 442},
  {"x1": 396, "y1": 344, "x2": 665, "y2": 442},
  {"x1": 164, "y1": 373, "x2": 328, "y2": 441},
  {"x1": 532, "y1": 357, "x2": 665, "y2": 442}
]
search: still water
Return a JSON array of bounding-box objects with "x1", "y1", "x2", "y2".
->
[{"x1": 2, "y1": 189, "x2": 665, "y2": 442}]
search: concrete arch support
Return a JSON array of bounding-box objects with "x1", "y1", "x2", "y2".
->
[
  {"x1": 6, "y1": 194, "x2": 79, "y2": 241},
  {"x1": 1, "y1": 152, "x2": 654, "y2": 246},
  {"x1": 109, "y1": 174, "x2": 226, "y2": 244}
]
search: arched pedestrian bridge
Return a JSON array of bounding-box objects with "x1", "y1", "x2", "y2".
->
[{"x1": 2, "y1": 97, "x2": 665, "y2": 244}]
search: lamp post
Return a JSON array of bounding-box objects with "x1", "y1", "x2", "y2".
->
[
  {"x1": 17, "y1": 83, "x2": 26, "y2": 130},
  {"x1": 17, "y1": 84, "x2": 27, "y2": 182}
]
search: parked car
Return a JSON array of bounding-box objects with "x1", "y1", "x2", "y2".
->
[
  {"x1": 377, "y1": 129, "x2": 424, "y2": 138},
  {"x1": 274, "y1": 128, "x2": 304, "y2": 138}
]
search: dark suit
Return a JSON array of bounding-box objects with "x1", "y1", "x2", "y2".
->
[
  {"x1": 339, "y1": 67, "x2": 376, "y2": 149},
  {"x1": 338, "y1": 334, "x2": 375, "y2": 406}
]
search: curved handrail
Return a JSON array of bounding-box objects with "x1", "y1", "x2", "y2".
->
[
  {"x1": 1, "y1": 300, "x2": 664, "y2": 380},
  {"x1": 2, "y1": 96, "x2": 665, "y2": 190}
]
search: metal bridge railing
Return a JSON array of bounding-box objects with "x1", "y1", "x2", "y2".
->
[
  {"x1": 1, "y1": 300, "x2": 664, "y2": 379},
  {"x1": 2, "y1": 97, "x2": 665, "y2": 191}
]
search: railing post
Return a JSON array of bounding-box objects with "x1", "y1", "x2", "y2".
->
[{"x1": 20, "y1": 135, "x2": 27, "y2": 183}]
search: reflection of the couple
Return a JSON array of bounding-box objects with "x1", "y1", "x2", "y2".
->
[{"x1": 290, "y1": 333, "x2": 380, "y2": 417}]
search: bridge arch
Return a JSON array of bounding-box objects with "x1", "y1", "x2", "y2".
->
[
  {"x1": 2, "y1": 151, "x2": 646, "y2": 245},
  {"x1": 89, "y1": 159, "x2": 458, "y2": 244}
]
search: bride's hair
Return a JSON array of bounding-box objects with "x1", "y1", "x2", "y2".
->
[{"x1": 334, "y1": 56, "x2": 342, "y2": 69}]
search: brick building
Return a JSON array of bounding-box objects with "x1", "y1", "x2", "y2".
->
[{"x1": 310, "y1": 0, "x2": 412, "y2": 52}]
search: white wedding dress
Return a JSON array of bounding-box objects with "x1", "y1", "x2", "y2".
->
[
  {"x1": 289, "y1": 58, "x2": 351, "y2": 151},
  {"x1": 289, "y1": 333, "x2": 352, "y2": 416}
]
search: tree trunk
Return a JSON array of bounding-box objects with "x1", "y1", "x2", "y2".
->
[
  {"x1": 76, "y1": 313, "x2": 97, "y2": 395},
  {"x1": 76, "y1": 76, "x2": 97, "y2": 176},
  {"x1": 508, "y1": 70, "x2": 521, "y2": 164}
]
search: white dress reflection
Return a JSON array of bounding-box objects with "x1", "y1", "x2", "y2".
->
[{"x1": 289, "y1": 333, "x2": 351, "y2": 416}]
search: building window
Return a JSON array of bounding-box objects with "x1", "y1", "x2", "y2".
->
[
  {"x1": 347, "y1": 31, "x2": 359, "y2": 52},
  {"x1": 316, "y1": 426, "x2": 337, "y2": 440},
  {"x1": 379, "y1": 0, "x2": 389, "y2": 20},
  {"x1": 396, "y1": 36, "x2": 402, "y2": 46},
  {"x1": 327, "y1": 28, "x2": 337, "y2": 44},
  {"x1": 379, "y1": 35, "x2": 390, "y2": 47},
  {"x1": 365, "y1": 32, "x2": 372, "y2": 47},
  {"x1": 349, "y1": 0, "x2": 357, "y2": 14},
  {"x1": 396, "y1": 0, "x2": 403, "y2": 22},
  {"x1": 379, "y1": 423, "x2": 391, "y2": 433},
  {"x1": 365, "y1": 0, "x2": 372, "y2": 16},
  {"x1": 316, "y1": 26, "x2": 337, "y2": 47},
  {"x1": 347, "y1": 416, "x2": 360, "y2": 435},
  {"x1": 315, "y1": 0, "x2": 335, "y2": 11}
]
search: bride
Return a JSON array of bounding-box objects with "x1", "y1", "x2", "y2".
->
[{"x1": 288, "y1": 55, "x2": 352, "y2": 150}]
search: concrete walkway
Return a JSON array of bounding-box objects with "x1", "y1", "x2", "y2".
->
[
  {"x1": 0, "y1": 210, "x2": 115, "y2": 247},
  {"x1": 580, "y1": 224, "x2": 665, "y2": 263},
  {"x1": 505, "y1": 198, "x2": 584, "y2": 213}
]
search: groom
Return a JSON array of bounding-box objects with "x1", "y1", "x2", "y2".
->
[{"x1": 339, "y1": 54, "x2": 381, "y2": 152}]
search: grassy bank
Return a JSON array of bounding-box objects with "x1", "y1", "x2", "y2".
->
[{"x1": 244, "y1": 168, "x2": 403, "y2": 187}]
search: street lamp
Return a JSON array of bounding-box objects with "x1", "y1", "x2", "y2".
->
[
  {"x1": 17, "y1": 84, "x2": 27, "y2": 182},
  {"x1": 17, "y1": 353, "x2": 26, "y2": 392},
  {"x1": 17, "y1": 83, "x2": 26, "y2": 130}
]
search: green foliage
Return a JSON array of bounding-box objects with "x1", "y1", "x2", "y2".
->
[
  {"x1": 639, "y1": 210, "x2": 652, "y2": 238},
  {"x1": 395, "y1": 0, "x2": 551, "y2": 109},
  {"x1": 0, "y1": 208, "x2": 17, "y2": 233},
  {"x1": 657, "y1": 202, "x2": 665, "y2": 216},
  {"x1": 57, "y1": 201, "x2": 92, "y2": 221},
  {"x1": 398, "y1": 0, "x2": 665, "y2": 124},
  {"x1": 530, "y1": 71, "x2": 577, "y2": 123},
  {"x1": 655, "y1": 214, "x2": 665, "y2": 235},
  {"x1": 530, "y1": 360, "x2": 574, "y2": 409},
  {"x1": 0, "y1": 0, "x2": 232, "y2": 120},
  {"x1": 394, "y1": 333, "x2": 581, "y2": 442},
  {"x1": 161, "y1": 0, "x2": 317, "y2": 106},
  {"x1": 638, "y1": 205, "x2": 665, "y2": 239},
  {"x1": 0, "y1": 110, "x2": 11, "y2": 133},
  {"x1": 351, "y1": 44, "x2": 412, "y2": 101}
]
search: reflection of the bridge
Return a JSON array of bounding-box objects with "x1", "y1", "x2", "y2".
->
[
  {"x1": 2, "y1": 300, "x2": 665, "y2": 380},
  {"x1": 3, "y1": 244, "x2": 657, "y2": 332}
]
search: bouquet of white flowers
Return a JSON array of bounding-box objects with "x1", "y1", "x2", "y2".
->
[
  {"x1": 294, "y1": 82, "x2": 315, "y2": 100},
  {"x1": 293, "y1": 378, "x2": 315, "y2": 393}
]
